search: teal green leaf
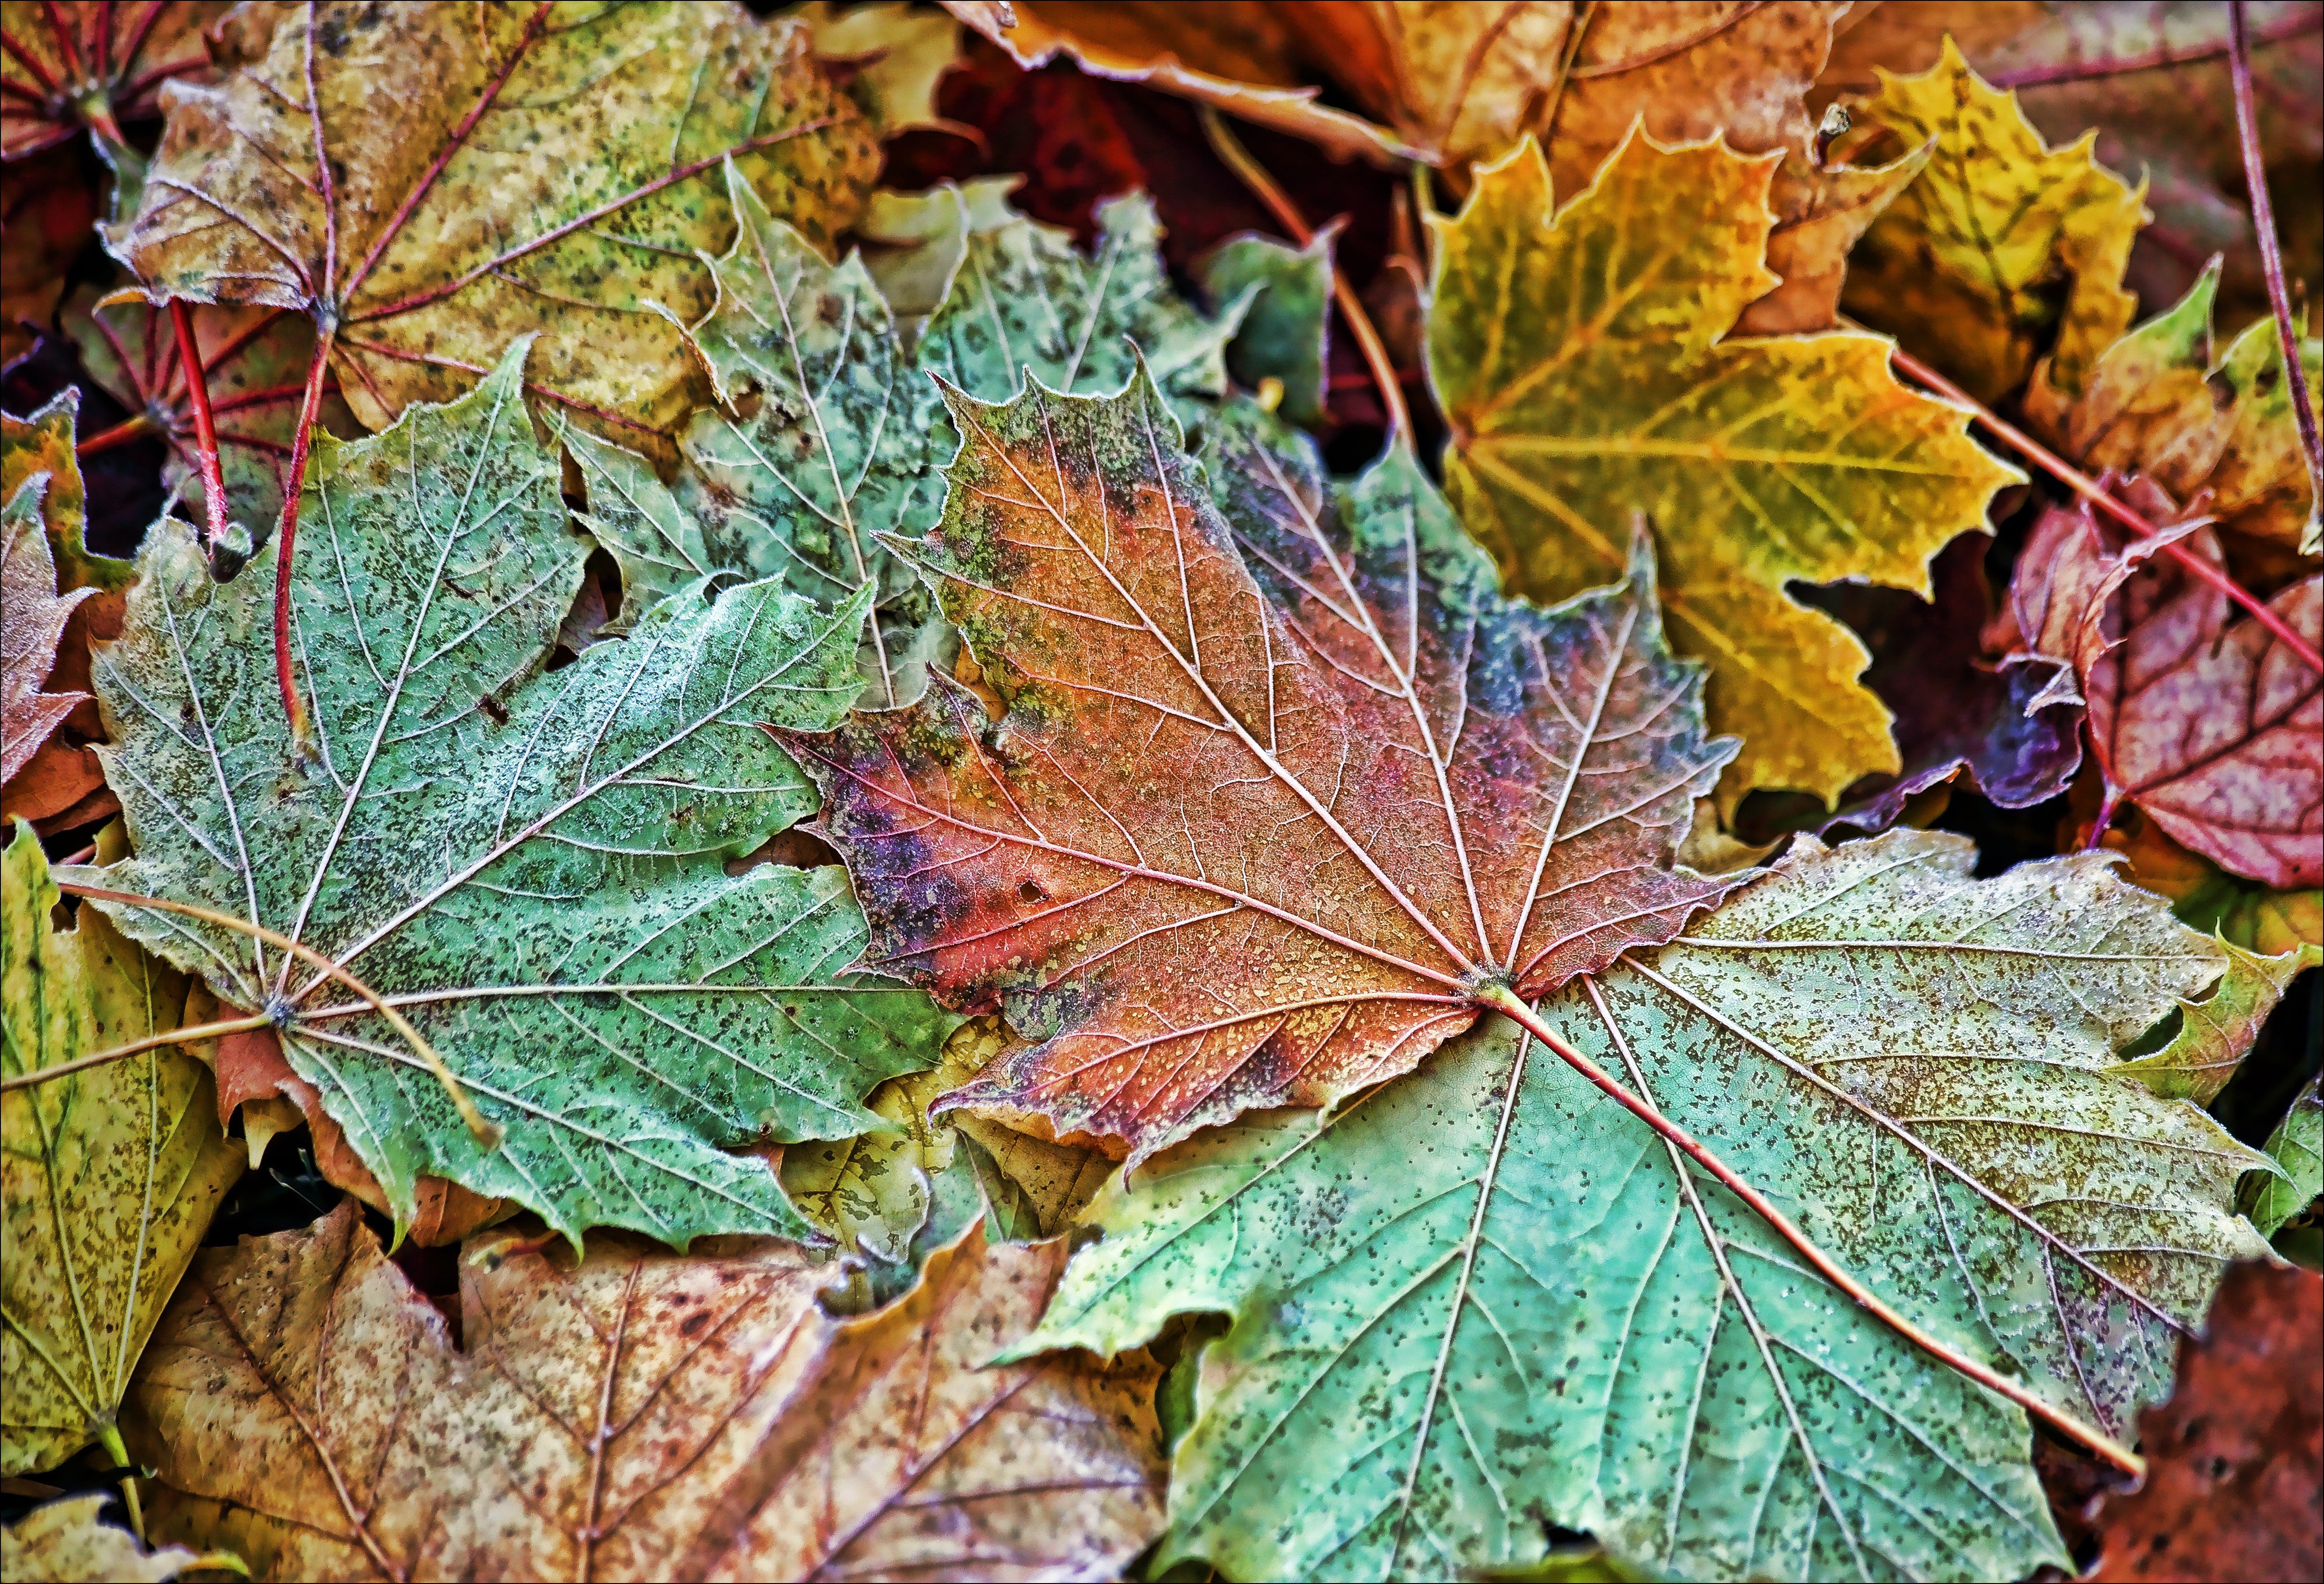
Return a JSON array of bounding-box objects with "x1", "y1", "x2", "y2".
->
[
  {"x1": 1197, "y1": 223, "x2": 1339, "y2": 425},
  {"x1": 2243, "y1": 1078, "x2": 2321, "y2": 1239},
  {"x1": 78, "y1": 340, "x2": 959, "y2": 1247},
  {"x1": 567, "y1": 174, "x2": 1248, "y2": 707},
  {"x1": 1024, "y1": 831, "x2": 2272, "y2": 1583}
]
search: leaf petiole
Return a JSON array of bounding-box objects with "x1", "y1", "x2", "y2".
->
[
  {"x1": 268, "y1": 325, "x2": 338, "y2": 748},
  {"x1": 1474, "y1": 979, "x2": 2149, "y2": 1478},
  {"x1": 167, "y1": 299, "x2": 230, "y2": 555},
  {"x1": 0, "y1": 1011, "x2": 276, "y2": 1091}
]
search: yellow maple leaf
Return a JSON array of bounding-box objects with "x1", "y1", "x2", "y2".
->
[{"x1": 1430, "y1": 127, "x2": 2018, "y2": 813}]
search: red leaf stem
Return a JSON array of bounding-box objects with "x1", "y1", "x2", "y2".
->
[{"x1": 169, "y1": 297, "x2": 230, "y2": 553}]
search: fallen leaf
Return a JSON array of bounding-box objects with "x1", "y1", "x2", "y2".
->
[
  {"x1": 63, "y1": 293, "x2": 360, "y2": 561},
  {"x1": 0, "y1": 1493, "x2": 219, "y2": 1584},
  {"x1": 1195, "y1": 222, "x2": 1339, "y2": 426},
  {"x1": 2, "y1": 474, "x2": 95, "y2": 782},
  {"x1": 2041, "y1": 260, "x2": 2324, "y2": 554},
  {"x1": 2110, "y1": 937, "x2": 2320, "y2": 1103},
  {"x1": 566, "y1": 172, "x2": 1244, "y2": 706},
  {"x1": 126, "y1": 1198, "x2": 1166, "y2": 1581},
  {"x1": 793, "y1": 375, "x2": 1738, "y2": 1161},
  {"x1": 789, "y1": 0, "x2": 962, "y2": 135},
  {"x1": 0, "y1": 390, "x2": 134, "y2": 595},
  {"x1": 1429, "y1": 128, "x2": 2016, "y2": 812},
  {"x1": 0, "y1": 1, "x2": 220, "y2": 209},
  {"x1": 1800, "y1": 529, "x2": 2082, "y2": 834},
  {"x1": 116, "y1": 0, "x2": 878, "y2": 453},
  {"x1": 1021, "y1": 829, "x2": 2269, "y2": 1581},
  {"x1": 1, "y1": 147, "x2": 98, "y2": 367},
  {"x1": 2087, "y1": 1259, "x2": 2324, "y2": 1582},
  {"x1": 2083, "y1": 791, "x2": 2323, "y2": 958},
  {"x1": 1737, "y1": 136, "x2": 1933, "y2": 337},
  {"x1": 2, "y1": 821, "x2": 243, "y2": 1476},
  {"x1": 77, "y1": 340, "x2": 957, "y2": 1246},
  {"x1": 941, "y1": 0, "x2": 1421, "y2": 165},
  {"x1": 1842, "y1": 37, "x2": 2147, "y2": 407},
  {"x1": 2244, "y1": 1078, "x2": 2323, "y2": 1238}
]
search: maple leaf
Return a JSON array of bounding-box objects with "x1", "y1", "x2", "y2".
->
[
  {"x1": 115, "y1": 0, "x2": 877, "y2": 452},
  {"x1": 0, "y1": 1492, "x2": 223, "y2": 1584},
  {"x1": 1841, "y1": 37, "x2": 2148, "y2": 407},
  {"x1": 2109, "y1": 935, "x2": 2319, "y2": 1105},
  {"x1": 0, "y1": 1, "x2": 219, "y2": 180},
  {"x1": 2006, "y1": 493, "x2": 2322, "y2": 889},
  {"x1": 792, "y1": 376, "x2": 1736, "y2": 1161},
  {"x1": 64, "y1": 292, "x2": 361, "y2": 562},
  {"x1": 565, "y1": 172, "x2": 1244, "y2": 706},
  {"x1": 1428, "y1": 128, "x2": 2016, "y2": 813},
  {"x1": 2093, "y1": 798, "x2": 2323, "y2": 958},
  {"x1": 74, "y1": 341, "x2": 957, "y2": 1247},
  {"x1": 2, "y1": 822, "x2": 243, "y2": 1477},
  {"x1": 1, "y1": 146, "x2": 98, "y2": 366},
  {"x1": 2244, "y1": 1078, "x2": 2322, "y2": 1238},
  {"x1": 0, "y1": 392, "x2": 134, "y2": 596},
  {"x1": 1021, "y1": 829, "x2": 2276, "y2": 1583},
  {"x1": 125, "y1": 1198, "x2": 1166, "y2": 1581},
  {"x1": 2083, "y1": 1260, "x2": 2324, "y2": 1582},
  {"x1": 2, "y1": 475, "x2": 95, "y2": 783},
  {"x1": 2041, "y1": 261, "x2": 2324, "y2": 554}
]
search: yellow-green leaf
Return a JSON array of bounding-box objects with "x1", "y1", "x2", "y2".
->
[
  {"x1": 1, "y1": 821, "x2": 242, "y2": 1476},
  {"x1": 1842, "y1": 36, "x2": 2147, "y2": 406},
  {"x1": 1429, "y1": 128, "x2": 2017, "y2": 811}
]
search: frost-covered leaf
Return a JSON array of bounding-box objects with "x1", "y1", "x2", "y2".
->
[
  {"x1": 1024, "y1": 830, "x2": 2273, "y2": 1582},
  {"x1": 1429, "y1": 128, "x2": 2016, "y2": 812},
  {"x1": 2, "y1": 478, "x2": 94, "y2": 784},
  {"x1": 1197, "y1": 223, "x2": 1337, "y2": 426},
  {"x1": 126, "y1": 1198, "x2": 1166, "y2": 1581},
  {"x1": 116, "y1": 0, "x2": 878, "y2": 450},
  {"x1": 792, "y1": 379, "x2": 1737, "y2": 1161},
  {"x1": 2112, "y1": 937, "x2": 2320, "y2": 1104},
  {"x1": 76, "y1": 340, "x2": 956, "y2": 1247},
  {"x1": 2, "y1": 822, "x2": 242, "y2": 1476},
  {"x1": 0, "y1": 1493, "x2": 219, "y2": 1584}
]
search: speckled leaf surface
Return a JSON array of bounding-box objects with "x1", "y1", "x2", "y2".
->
[
  {"x1": 0, "y1": 392, "x2": 134, "y2": 596},
  {"x1": 2244, "y1": 1079, "x2": 2323, "y2": 1239},
  {"x1": 1843, "y1": 38, "x2": 2147, "y2": 407},
  {"x1": 1025, "y1": 830, "x2": 2276, "y2": 1582},
  {"x1": 790, "y1": 378, "x2": 1737, "y2": 1163},
  {"x1": 1429, "y1": 129, "x2": 2016, "y2": 813},
  {"x1": 74, "y1": 342, "x2": 957, "y2": 1247},
  {"x1": 126, "y1": 1199, "x2": 1166, "y2": 1582},
  {"x1": 2, "y1": 823, "x2": 242, "y2": 1477},
  {"x1": 115, "y1": 0, "x2": 877, "y2": 449},
  {"x1": 1, "y1": 478, "x2": 95, "y2": 784},
  {"x1": 568, "y1": 179, "x2": 1245, "y2": 706},
  {"x1": 0, "y1": 1492, "x2": 213, "y2": 1584},
  {"x1": 2112, "y1": 938, "x2": 2320, "y2": 1105}
]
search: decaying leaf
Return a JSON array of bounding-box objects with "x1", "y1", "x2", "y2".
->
[
  {"x1": 2, "y1": 474, "x2": 95, "y2": 783},
  {"x1": 2111, "y1": 936, "x2": 2319, "y2": 1104},
  {"x1": 64, "y1": 292, "x2": 360, "y2": 559},
  {"x1": 2086, "y1": 1260, "x2": 2324, "y2": 1583},
  {"x1": 793, "y1": 379, "x2": 1736, "y2": 1161},
  {"x1": 2, "y1": 821, "x2": 243, "y2": 1476},
  {"x1": 126, "y1": 1198, "x2": 1166, "y2": 1582},
  {"x1": 1429, "y1": 128, "x2": 2016, "y2": 811},
  {"x1": 0, "y1": 391, "x2": 134, "y2": 597},
  {"x1": 77, "y1": 341, "x2": 956, "y2": 1246},
  {"x1": 2245, "y1": 1078, "x2": 2323, "y2": 1239},
  {"x1": 1842, "y1": 37, "x2": 2148, "y2": 407},
  {"x1": 2042, "y1": 261, "x2": 2324, "y2": 554},
  {"x1": 0, "y1": 1, "x2": 220, "y2": 207},
  {"x1": 567, "y1": 172, "x2": 1243, "y2": 706},
  {"x1": 116, "y1": 0, "x2": 878, "y2": 451},
  {"x1": 1023, "y1": 829, "x2": 2273, "y2": 1582},
  {"x1": 0, "y1": 1493, "x2": 219, "y2": 1584}
]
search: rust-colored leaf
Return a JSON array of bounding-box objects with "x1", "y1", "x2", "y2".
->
[
  {"x1": 125, "y1": 1200, "x2": 1166, "y2": 1582},
  {"x1": 2088, "y1": 1260, "x2": 2324, "y2": 1583},
  {"x1": 1, "y1": 470, "x2": 93, "y2": 784},
  {"x1": 788, "y1": 383, "x2": 1736, "y2": 1161}
]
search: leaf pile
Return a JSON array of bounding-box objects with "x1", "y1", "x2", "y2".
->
[{"x1": 1, "y1": 4, "x2": 2318, "y2": 1582}]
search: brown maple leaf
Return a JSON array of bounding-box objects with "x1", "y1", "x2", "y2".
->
[
  {"x1": 126, "y1": 1200, "x2": 1166, "y2": 1582},
  {"x1": 788, "y1": 383, "x2": 1736, "y2": 1161}
]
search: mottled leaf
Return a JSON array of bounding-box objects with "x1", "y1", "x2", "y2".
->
[
  {"x1": 1429, "y1": 128, "x2": 2016, "y2": 812},
  {"x1": 2112, "y1": 937, "x2": 2319, "y2": 1104},
  {"x1": 1025, "y1": 830, "x2": 2272, "y2": 1582},
  {"x1": 76, "y1": 340, "x2": 956, "y2": 1247},
  {"x1": 1843, "y1": 37, "x2": 2147, "y2": 406},
  {"x1": 2, "y1": 822, "x2": 243, "y2": 1475},
  {"x1": 126, "y1": 1198, "x2": 1166, "y2": 1582},
  {"x1": 2, "y1": 476, "x2": 94, "y2": 783},
  {"x1": 1197, "y1": 223, "x2": 1338, "y2": 426},
  {"x1": 2087, "y1": 796, "x2": 2323, "y2": 959},
  {"x1": 116, "y1": 0, "x2": 877, "y2": 452},
  {"x1": 793, "y1": 376, "x2": 1737, "y2": 1162},
  {"x1": 0, "y1": 1494, "x2": 218, "y2": 1584},
  {"x1": 2244, "y1": 1079, "x2": 2323, "y2": 1239},
  {"x1": 0, "y1": 391, "x2": 134, "y2": 596}
]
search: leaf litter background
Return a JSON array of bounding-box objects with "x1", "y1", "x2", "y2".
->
[{"x1": 2, "y1": 3, "x2": 2321, "y2": 1582}]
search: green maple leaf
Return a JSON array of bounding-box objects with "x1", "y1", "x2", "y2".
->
[
  {"x1": 1022, "y1": 830, "x2": 2275, "y2": 1583},
  {"x1": 566, "y1": 172, "x2": 1245, "y2": 706},
  {"x1": 76, "y1": 341, "x2": 958, "y2": 1246}
]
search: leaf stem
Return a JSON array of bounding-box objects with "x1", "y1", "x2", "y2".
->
[
  {"x1": 1880, "y1": 339, "x2": 2324, "y2": 674},
  {"x1": 58, "y1": 879, "x2": 503, "y2": 1150},
  {"x1": 1198, "y1": 106, "x2": 1414, "y2": 441},
  {"x1": 1474, "y1": 980, "x2": 2148, "y2": 1478},
  {"x1": 74, "y1": 411, "x2": 159, "y2": 457},
  {"x1": 0, "y1": 1012, "x2": 276, "y2": 1091},
  {"x1": 2229, "y1": 0, "x2": 2324, "y2": 547},
  {"x1": 270, "y1": 326, "x2": 338, "y2": 748},
  {"x1": 168, "y1": 299, "x2": 230, "y2": 553}
]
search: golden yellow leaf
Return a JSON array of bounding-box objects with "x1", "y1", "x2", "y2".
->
[{"x1": 1430, "y1": 129, "x2": 2017, "y2": 811}]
